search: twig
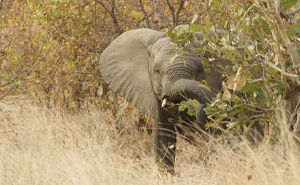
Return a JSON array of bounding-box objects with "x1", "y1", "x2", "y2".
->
[
  {"x1": 50, "y1": 29, "x2": 99, "y2": 53},
  {"x1": 272, "y1": 0, "x2": 300, "y2": 71},
  {"x1": 257, "y1": 58, "x2": 299, "y2": 78},
  {"x1": 95, "y1": 0, "x2": 122, "y2": 35},
  {"x1": 136, "y1": 6, "x2": 158, "y2": 28},
  {"x1": 289, "y1": 6, "x2": 300, "y2": 16},
  {"x1": 138, "y1": 0, "x2": 151, "y2": 28},
  {"x1": 69, "y1": 72, "x2": 101, "y2": 76},
  {"x1": 0, "y1": 86, "x2": 15, "y2": 101},
  {"x1": 166, "y1": 0, "x2": 176, "y2": 26},
  {"x1": 175, "y1": 0, "x2": 184, "y2": 26},
  {"x1": 166, "y1": 0, "x2": 184, "y2": 26},
  {"x1": 236, "y1": 5, "x2": 274, "y2": 28}
]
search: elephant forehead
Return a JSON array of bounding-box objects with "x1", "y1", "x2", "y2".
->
[
  {"x1": 151, "y1": 38, "x2": 201, "y2": 67},
  {"x1": 155, "y1": 49, "x2": 201, "y2": 66}
]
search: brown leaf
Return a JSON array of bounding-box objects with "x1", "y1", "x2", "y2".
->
[
  {"x1": 217, "y1": 92, "x2": 222, "y2": 99},
  {"x1": 236, "y1": 75, "x2": 246, "y2": 91},
  {"x1": 222, "y1": 81, "x2": 228, "y2": 91},
  {"x1": 228, "y1": 74, "x2": 246, "y2": 92},
  {"x1": 233, "y1": 82, "x2": 238, "y2": 92},
  {"x1": 227, "y1": 75, "x2": 235, "y2": 89},
  {"x1": 222, "y1": 90, "x2": 231, "y2": 102}
]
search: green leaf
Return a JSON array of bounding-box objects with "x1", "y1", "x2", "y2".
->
[
  {"x1": 216, "y1": 114, "x2": 227, "y2": 124},
  {"x1": 204, "y1": 68, "x2": 210, "y2": 73},
  {"x1": 286, "y1": 25, "x2": 300, "y2": 38},
  {"x1": 230, "y1": 107, "x2": 243, "y2": 116},
  {"x1": 238, "y1": 7, "x2": 244, "y2": 17},
  {"x1": 199, "y1": 83, "x2": 212, "y2": 92},
  {"x1": 205, "y1": 19, "x2": 211, "y2": 33},
  {"x1": 209, "y1": 0, "x2": 221, "y2": 9},
  {"x1": 217, "y1": 62, "x2": 225, "y2": 71},
  {"x1": 170, "y1": 54, "x2": 179, "y2": 63},
  {"x1": 167, "y1": 50, "x2": 176, "y2": 55},
  {"x1": 234, "y1": 66, "x2": 242, "y2": 81},
  {"x1": 191, "y1": 14, "x2": 198, "y2": 24},
  {"x1": 189, "y1": 24, "x2": 204, "y2": 32},
  {"x1": 238, "y1": 111, "x2": 245, "y2": 119},
  {"x1": 270, "y1": 83, "x2": 285, "y2": 91},
  {"x1": 178, "y1": 105, "x2": 186, "y2": 111},
  {"x1": 203, "y1": 33, "x2": 211, "y2": 41},
  {"x1": 203, "y1": 105, "x2": 217, "y2": 116},
  {"x1": 225, "y1": 65, "x2": 231, "y2": 72},
  {"x1": 227, "y1": 121, "x2": 238, "y2": 129},
  {"x1": 243, "y1": 61, "x2": 249, "y2": 65},
  {"x1": 256, "y1": 18, "x2": 271, "y2": 35},
  {"x1": 240, "y1": 82, "x2": 262, "y2": 93},
  {"x1": 280, "y1": 0, "x2": 298, "y2": 8},
  {"x1": 244, "y1": 74, "x2": 252, "y2": 79},
  {"x1": 296, "y1": 47, "x2": 300, "y2": 57},
  {"x1": 187, "y1": 110, "x2": 195, "y2": 116},
  {"x1": 232, "y1": 64, "x2": 239, "y2": 71}
]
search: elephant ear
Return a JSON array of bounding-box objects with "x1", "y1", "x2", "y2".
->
[{"x1": 99, "y1": 29, "x2": 166, "y2": 119}]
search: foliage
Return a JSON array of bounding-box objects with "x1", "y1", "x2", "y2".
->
[
  {"x1": 169, "y1": 0, "x2": 300, "y2": 140},
  {"x1": 0, "y1": 0, "x2": 206, "y2": 113},
  {"x1": 2, "y1": 0, "x2": 300, "y2": 142}
]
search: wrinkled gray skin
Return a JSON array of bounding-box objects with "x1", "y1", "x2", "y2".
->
[{"x1": 99, "y1": 28, "x2": 261, "y2": 174}]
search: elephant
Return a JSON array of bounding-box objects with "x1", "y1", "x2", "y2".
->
[{"x1": 99, "y1": 27, "x2": 263, "y2": 174}]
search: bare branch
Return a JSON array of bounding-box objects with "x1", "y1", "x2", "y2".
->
[
  {"x1": 136, "y1": 6, "x2": 158, "y2": 28},
  {"x1": 289, "y1": 6, "x2": 300, "y2": 16},
  {"x1": 257, "y1": 58, "x2": 299, "y2": 78},
  {"x1": 175, "y1": 0, "x2": 184, "y2": 26},
  {"x1": 271, "y1": 0, "x2": 300, "y2": 71},
  {"x1": 51, "y1": 29, "x2": 99, "y2": 53},
  {"x1": 0, "y1": 86, "x2": 15, "y2": 101},
  {"x1": 166, "y1": 0, "x2": 176, "y2": 26},
  {"x1": 236, "y1": 5, "x2": 274, "y2": 28},
  {"x1": 166, "y1": 0, "x2": 185, "y2": 26},
  {"x1": 95, "y1": 0, "x2": 122, "y2": 35},
  {"x1": 138, "y1": 0, "x2": 151, "y2": 28}
]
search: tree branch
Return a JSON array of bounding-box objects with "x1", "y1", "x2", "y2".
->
[
  {"x1": 271, "y1": 0, "x2": 300, "y2": 71},
  {"x1": 166, "y1": 0, "x2": 176, "y2": 26},
  {"x1": 175, "y1": 0, "x2": 184, "y2": 26},
  {"x1": 289, "y1": 6, "x2": 300, "y2": 16},
  {"x1": 236, "y1": 5, "x2": 274, "y2": 28},
  {"x1": 95, "y1": 0, "x2": 122, "y2": 35},
  {"x1": 51, "y1": 28, "x2": 99, "y2": 53},
  {"x1": 138, "y1": 0, "x2": 151, "y2": 28},
  {"x1": 257, "y1": 58, "x2": 299, "y2": 78},
  {"x1": 166, "y1": 0, "x2": 185, "y2": 26}
]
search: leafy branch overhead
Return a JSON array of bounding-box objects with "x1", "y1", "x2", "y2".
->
[
  {"x1": 0, "y1": 0, "x2": 207, "y2": 107},
  {"x1": 168, "y1": 0, "x2": 300, "y2": 140}
]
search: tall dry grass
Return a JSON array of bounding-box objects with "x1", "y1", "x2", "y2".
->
[{"x1": 0, "y1": 100, "x2": 299, "y2": 184}]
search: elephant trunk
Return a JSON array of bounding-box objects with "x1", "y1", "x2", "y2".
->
[{"x1": 162, "y1": 78, "x2": 214, "y2": 107}]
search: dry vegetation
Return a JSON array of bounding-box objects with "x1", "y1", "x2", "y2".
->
[
  {"x1": 1, "y1": 99, "x2": 300, "y2": 185},
  {"x1": 1, "y1": 0, "x2": 300, "y2": 184}
]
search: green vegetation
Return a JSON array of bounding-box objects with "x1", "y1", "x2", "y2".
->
[
  {"x1": 168, "y1": 0, "x2": 300, "y2": 142},
  {"x1": 1, "y1": 0, "x2": 300, "y2": 183}
]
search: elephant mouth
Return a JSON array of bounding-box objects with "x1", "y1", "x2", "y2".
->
[
  {"x1": 161, "y1": 96, "x2": 186, "y2": 108},
  {"x1": 161, "y1": 79, "x2": 215, "y2": 109}
]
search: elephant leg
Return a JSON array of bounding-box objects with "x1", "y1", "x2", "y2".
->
[
  {"x1": 244, "y1": 121, "x2": 264, "y2": 143},
  {"x1": 153, "y1": 120, "x2": 177, "y2": 174}
]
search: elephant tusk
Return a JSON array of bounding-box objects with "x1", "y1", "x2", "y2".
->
[{"x1": 162, "y1": 98, "x2": 167, "y2": 108}]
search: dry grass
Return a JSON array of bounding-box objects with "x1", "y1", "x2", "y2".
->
[{"x1": 0, "y1": 99, "x2": 300, "y2": 185}]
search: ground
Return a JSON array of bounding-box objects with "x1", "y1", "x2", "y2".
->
[{"x1": 0, "y1": 96, "x2": 299, "y2": 184}]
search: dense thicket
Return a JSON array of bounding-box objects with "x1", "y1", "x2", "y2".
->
[{"x1": 1, "y1": 0, "x2": 300, "y2": 142}]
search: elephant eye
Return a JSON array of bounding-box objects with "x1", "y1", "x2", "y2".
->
[
  {"x1": 197, "y1": 68, "x2": 202, "y2": 74},
  {"x1": 154, "y1": 68, "x2": 161, "y2": 75}
]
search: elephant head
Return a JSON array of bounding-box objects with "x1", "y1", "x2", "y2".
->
[{"x1": 99, "y1": 28, "x2": 228, "y2": 174}]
